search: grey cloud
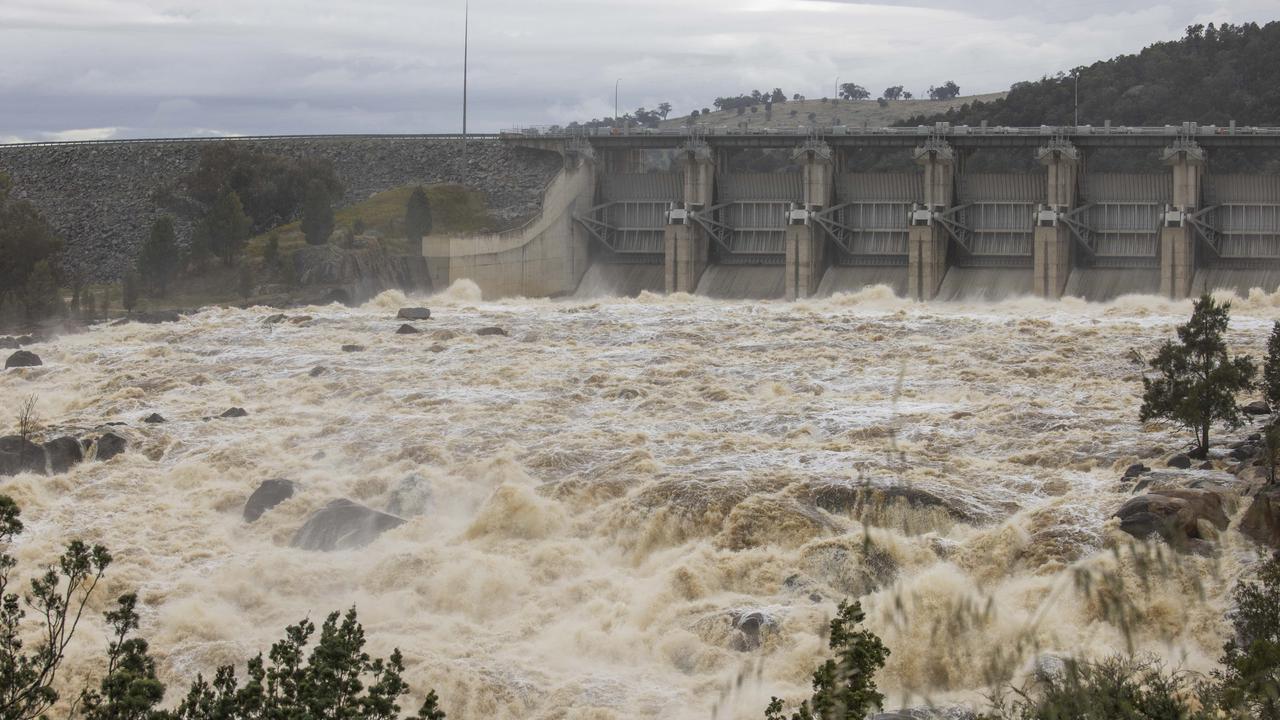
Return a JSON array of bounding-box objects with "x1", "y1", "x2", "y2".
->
[{"x1": 0, "y1": 0, "x2": 1276, "y2": 140}]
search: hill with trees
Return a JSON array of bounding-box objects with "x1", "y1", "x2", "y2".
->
[{"x1": 901, "y1": 21, "x2": 1280, "y2": 128}]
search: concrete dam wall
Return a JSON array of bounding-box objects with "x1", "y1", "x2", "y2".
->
[{"x1": 0, "y1": 137, "x2": 561, "y2": 282}]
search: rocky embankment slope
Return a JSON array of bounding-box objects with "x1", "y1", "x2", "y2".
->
[{"x1": 0, "y1": 138, "x2": 561, "y2": 282}]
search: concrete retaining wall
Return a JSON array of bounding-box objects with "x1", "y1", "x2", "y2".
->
[{"x1": 424, "y1": 160, "x2": 594, "y2": 299}]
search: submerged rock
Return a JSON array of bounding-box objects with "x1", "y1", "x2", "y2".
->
[
  {"x1": 395, "y1": 323, "x2": 421, "y2": 335},
  {"x1": 5, "y1": 350, "x2": 42, "y2": 368},
  {"x1": 1242, "y1": 400, "x2": 1271, "y2": 416},
  {"x1": 0, "y1": 337, "x2": 18, "y2": 349},
  {"x1": 0, "y1": 435, "x2": 47, "y2": 476},
  {"x1": 341, "y1": 344, "x2": 365, "y2": 353},
  {"x1": 308, "y1": 365, "x2": 328, "y2": 377},
  {"x1": 1240, "y1": 488, "x2": 1280, "y2": 549},
  {"x1": 244, "y1": 479, "x2": 296, "y2": 523},
  {"x1": 133, "y1": 310, "x2": 182, "y2": 324},
  {"x1": 220, "y1": 407, "x2": 249, "y2": 418},
  {"x1": 1114, "y1": 488, "x2": 1228, "y2": 545},
  {"x1": 94, "y1": 432, "x2": 128, "y2": 461},
  {"x1": 1166, "y1": 453, "x2": 1192, "y2": 469},
  {"x1": 290, "y1": 499, "x2": 405, "y2": 551},
  {"x1": 396, "y1": 307, "x2": 431, "y2": 320},
  {"x1": 475, "y1": 326, "x2": 508, "y2": 337},
  {"x1": 143, "y1": 412, "x2": 166, "y2": 423},
  {"x1": 43, "y1": 436, "x2": 83, "y2": 474}
]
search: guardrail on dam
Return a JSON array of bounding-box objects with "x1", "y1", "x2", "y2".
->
[{"x1": 500, "y1": 122, "x2": 1280, "y2": 301}]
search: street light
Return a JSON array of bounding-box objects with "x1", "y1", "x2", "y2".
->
[
  {"x1": 1074, "y1": 71, "x2": 1080, "y2": 127},
  {"x1": 615, "y1": 78, "x2": 621, "y2": 129},
  {"x1": 461, "y1": 1, "x2": 469, "y2": 180}
]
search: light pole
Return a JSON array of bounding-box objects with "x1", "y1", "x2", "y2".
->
[
  {"x1": 614, "y1": 78, "x2": 620, "y2": 129},
  {"x1": 1073, "y1": 72, "x2": 1079, "y2": 127},
  {"x1": 461, "y1": 1, "x2": 469, "y2": 181}
]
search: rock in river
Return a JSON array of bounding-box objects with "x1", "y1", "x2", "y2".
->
[
  {"x1": 395, "y1": 323, "x2": 422, "y2": 335},
  {"x1": 396, "y1": 307, "x2": 431, "y2": 320},
  {"x1": 5, "y1": 350, "x2": 41, "y2": 369},
  {"x1": 0, "y1": 435, "x2": 47, "y2": 476},
  {"x1": 1240, "y1": 487, "x2": 1280, "y2": 550},
  {"x1": 290, "y1": 499, "x2": 406, "y2": 551},
  {"x1": 1114, "y1": 488, "x2": 1229, "y2": 545},
  {"x1": 244, "y1": 479, "x2": 297, "y2": 522},
  {"x1": 43, "y1": 436, "x2": 83, "y2": 474},
  {"x1": 94, "y1": 432, "x2": 128, "y2": 461}
]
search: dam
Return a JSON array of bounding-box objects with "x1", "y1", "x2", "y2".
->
[{"x1": 446, "y1": 122, "x2": 1280, "y2": 302}]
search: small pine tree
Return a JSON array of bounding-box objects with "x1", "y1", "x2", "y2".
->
[
  {"x1": 764, "y1": 601, "x2": 889, "y2": 720},
  {"x1": 1264, "y1": 321, "x2": 1280, "y2": 412},
  {"x1": 302, "y1": 182, "x2": 335, "y2": 246},
  {"x1": 237, "y1": 263, "x2": 254, "y2": 300},
  {"x1": 405, "y1": 187, "x2": 433, "y2": 244},
  {"x1": 263, "y1": 233, "x2": 280, "y2": 272},
  {"x1": 185, "y1": 224, "x2": 214, "y2": 276},
  {"x1": 21, "y1": 260, "x2": 63, "y2": 323},
  {"x1": 122, "y1": 270, "x2": 140, "y2": 314},
  {"x1": 1213, "y1": 552, "x2": 1280, "y2": 718},
  {"x1": 1139, "y1": 294, "x2": 1256, "y2": 457},
  {"x1": 139, "y1": 216, "x2": 180, "y2": 296},
  {"x1": 204, "y1": 191, "x2": 251, "y2": 267}
]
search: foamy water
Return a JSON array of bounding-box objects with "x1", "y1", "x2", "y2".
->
[{"x1": 3, "y1": 282, "x2": 1277, "y2": 718}]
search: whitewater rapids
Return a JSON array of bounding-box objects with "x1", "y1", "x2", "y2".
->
[{"x1": 3, "y1": 282, "x2": 1279, "y2": 718}]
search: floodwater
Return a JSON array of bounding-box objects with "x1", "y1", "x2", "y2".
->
[{"x1": 3, "y1": 281, "x2": 1278, "y2": 718}]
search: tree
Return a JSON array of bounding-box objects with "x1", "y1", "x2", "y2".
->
[
  {"x1": 263, "y1": 234, "x2": 281, "y2": 272},
  {"x1": 0, "y1": 495, "x2": 112, "y2": 720},
  {"x1": 302, "y1": 182, "x2": 335, "y2": 246},
  {"x1": 1215, "y1": 552, "x2": 1280, "y2": 718},
  {"x1": 902, "y1": 91, "x2": 913, "y2": 100},
  {"x1": 807, "y1": 112, "x2": 818, "y2": 124},
  {"x1": 927, "y1": 81, "x2": 961, "y2": 100},
  {"x1": 882, "y1": 86, "x2": 904, "y2": 101},
  {"x1": 986, "y1": 655, "x2": 1209, "y2": 720},
  {"x1": 1139, "y1": 295, "x2": 1256, "y2": 456},
  {"x1": 764, "y1": 601, "x2": 888, "y2": 720},
  {"x1": 405, "y1": 187, "x2": 433, "y2": 245},
  {"x1": 185, "y1": 224, "x2": 214, "y2": 276},
  {"x1": 171, "y1": 607, "x2": 445, "y2": 720},
  {"x1": 657, "y1": 102, "x2": 672, "y2": 120},
  {"x1": 176, "y1": 144, "x2": 342, "y2": 234},
  {"x1": 204, "y1": 191, "x2": 251, "y2": 266},
  {"x1": 237, "y1": 264, "x2": 254, "y2": 301},
  {"x1": 770, "y1": 88, "x2": 787, "y2": 103},
  {"x1": 1264, "y1": 321, "x2": 1280, "y2": 412},
  {"x1": 78, "y1": 593, "x2": 167, "y2": 720},
  {"x1": 122, "y1": 270, "x2": 140, "y2": 314},
  {"x1": 839, "y1": 83, "x2": 870, "y2": 100},
  {"x1": 139, "y1": 216, "x2": 180, "y2": 296},
  {"x1": 0, "y1": 173, "x2": 62, "y2": 323},
  {"x1": 22, "y1": 260, "x2": 63, "y2": 324}
]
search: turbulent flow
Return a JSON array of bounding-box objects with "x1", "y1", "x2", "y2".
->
[{"x1": 4, "y1": 282, "x2": 1280, "y2": 718}]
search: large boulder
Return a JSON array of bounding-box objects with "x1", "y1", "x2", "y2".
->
[
  {"x1": 43, "y1": 436, "x2": 83, "y2": 474},
  {"x1": 1242, "y1": 400, "x2": 1271, "y2": 416},
  {"x1": 396, "y1": 307, "x2": 431, "y2": 320},
  {"x1": 1166, "y1": 453, "x2": 1193, "y2": 469},
  {"x1": 0, "y1": 435, "x2": 47, "y2": 476},
  {"x1": 5, "y1": 350, "x2": 41, "y2": 369},
  {"x1": 133, "y1": 310, "x2": 182, "y2": 324},
  {"x1": 290, "y1": 499, "x2": 405, "y2": 551},
  {"x1": 1240, "y1": 488, "x2": 1280, "y2": 549},
  {"x1": 94, "y1": 432, "x2": 128, "y2": 461},
  {"x1": 244, "y1": 479, "x2": 296, "y2": 522},
  {"x1": 0, "y1": 337, "x2": 18, "y2": 349},
  {"x1": 1114, "y1": 488, "x2": 1229, "y2": 545}
]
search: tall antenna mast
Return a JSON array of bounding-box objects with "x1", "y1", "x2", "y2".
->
[{"x1": 462, "y1": 0, "x2": 469, "y2": 182}]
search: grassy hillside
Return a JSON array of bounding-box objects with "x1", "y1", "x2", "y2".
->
[
  {"x1": 901, "y1": 21, "x2": 1280, "y2": 128},
  {"x1": 659, "y1": 93, "x2": 1006, "y2": 131}
]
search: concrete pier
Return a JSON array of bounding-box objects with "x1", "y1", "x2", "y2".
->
[
  {"x1": 1160, "y1": 140, "x2": 1204, "y2": 299},
  {"x1": 665, "y1": 141, "x2": 715, "y2": 294},
  {"x1": 785, "y1": 141, "x2": 834, "y2": 300},
  {"x1": 908, "y1": 140, "x2": 954, "y2": 301},
  {"x1": 1033, "y1": 140, "x2": 1080, "y2": 299}
]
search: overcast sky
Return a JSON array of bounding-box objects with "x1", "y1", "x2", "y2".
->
[{"x1": 1, "y1": 0, "x2": 1276, "y2": 142}]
